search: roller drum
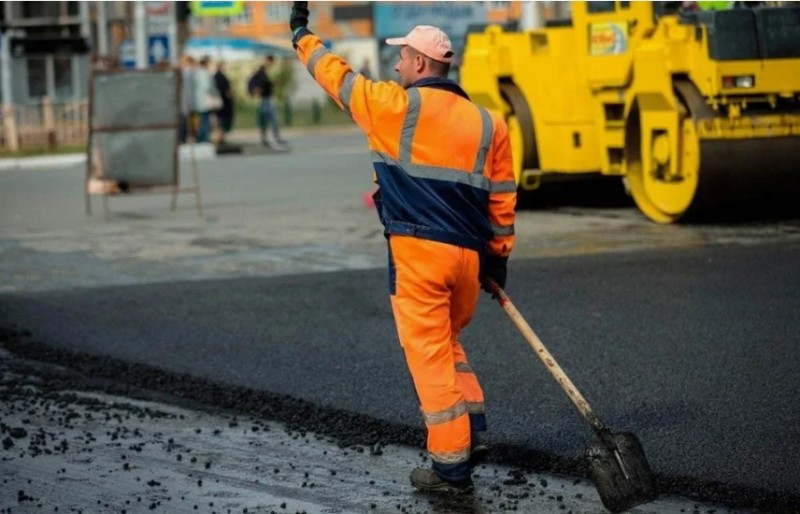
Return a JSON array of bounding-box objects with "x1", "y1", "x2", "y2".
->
[
  {"x1": 636, "y1": 80, "x2": 800, "y2": 222},
  {"x1": 687, "y1": 137, "x2": 800, "y2": 220}
]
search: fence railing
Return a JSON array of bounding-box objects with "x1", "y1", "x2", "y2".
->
[{"x1": 1, "y1": 98, "x2": 89, "y2": 152}]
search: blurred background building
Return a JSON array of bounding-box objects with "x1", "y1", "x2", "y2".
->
[
  {"x1": 0, "y1": 1, "x2": 535, "y2": 151},
  {"x1": 0, "y1": 1, "x2": 571, "y2": 108},
  {"x1": 1, "y1": 1, "x2": 93, "y2": 106},
  {"x1": 0, "y1": 1, "x2": 788, "y2": 152}
]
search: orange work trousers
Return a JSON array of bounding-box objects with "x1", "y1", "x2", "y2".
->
[{"x1": 388, "y1": 234, "x2": 486, "y2": 482}]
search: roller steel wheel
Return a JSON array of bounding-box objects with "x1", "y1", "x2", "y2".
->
[
  {"x1": 499, "y1": 82, "x2": 538, "y2": 187},
  {"x1": 627, "y1": 80, "x2": 800, "y2": 222},
  {"x1": 625, "y1": 81, "x2": 703, "y2": 223}
]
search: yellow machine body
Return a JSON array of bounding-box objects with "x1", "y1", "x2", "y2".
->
[{"x1": 460, "y1": 1, "x2": 800, "y2": 222}]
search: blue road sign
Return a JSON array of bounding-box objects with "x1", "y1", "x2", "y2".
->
[{"x1": 148, "y1": 35, "x2": 170, "y2": 66}]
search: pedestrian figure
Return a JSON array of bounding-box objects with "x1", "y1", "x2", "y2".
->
[
  {"x1": 214, "y1": 61, "x2": 235, "y2": 147},
  {"x1": 180, "y1": 54, "x2": 197, "y2": 143},
  {"x1": 290, "y1": 2, "x2": 517, "y2": 494},
  {"x1": 248, "y1": 55, "x2": 287, "y2": 148},
  {"x1": 193, "y1": 56, "x2": 220, "y2": 143},
  {"x1": 358, "y1": 58, "x2": 373, "y2": 80}
]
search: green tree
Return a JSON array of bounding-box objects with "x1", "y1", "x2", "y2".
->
[{"x1": 269, "y1": 57, "x2": 296, "y2": 104}]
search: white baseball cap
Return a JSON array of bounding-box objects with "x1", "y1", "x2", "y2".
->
[{"x1": 386, "y1": 25, "x2": 454, "y2": 64}]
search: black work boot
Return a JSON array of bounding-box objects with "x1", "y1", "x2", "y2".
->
[
  {"x1": 409, "y1": 468, "x2": 474, "y2": 494},
  {"x1": 470, "y1": 433, "x2": 489, "y2": 466}
]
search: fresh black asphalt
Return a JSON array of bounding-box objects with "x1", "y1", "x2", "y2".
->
[{"x1": 2, "y1": 242, "x2": 799, "y2": 511}]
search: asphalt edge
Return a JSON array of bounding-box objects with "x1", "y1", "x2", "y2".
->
[{"x1": 1, "y1": 326, "x2": 797, "y2": 513}]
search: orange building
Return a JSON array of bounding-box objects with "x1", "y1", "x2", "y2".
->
[
  {"x1": 188, "y1": 2, "x2": 552, "y2": 81},
  {"x1": 191, "y1": 1, "x2": 374, "y2": 45},
  {"x1": 190, "y1": 1, "x2": 534, "y2": 45}
]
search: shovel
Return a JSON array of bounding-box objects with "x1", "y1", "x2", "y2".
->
[{"x1": 487, "y1": 280, "x2": 658, "y2": 513}]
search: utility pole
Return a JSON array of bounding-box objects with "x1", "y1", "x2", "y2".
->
[
  {"x1": 1, "y1": 26, "x2": 18, "y2": 151},
  {"x1": 2, "y1": 2, "x2": 15, "y2": 107},
  {"x1": 521, "y1": 2, "x2": 544, "y2": 30},
  {"x1": 1, "y1": 30, "x2": 13, "y2": 107},
  {"x1": 135, "y1": 0, "x2": 148, "y2": 69},
  {"x1": 167, "y1": 2, "x2": 179, "y2": 66},
  {"x1": 97, "y1": 1, "x2": 109, "y2": 57},
  {"x1": 79, "y1": 1, "x2": 91, "y2": 41}
]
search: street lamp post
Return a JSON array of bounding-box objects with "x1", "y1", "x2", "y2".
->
[{"x1": 135, "y1": 1, "x2": 148, "y2": 69}]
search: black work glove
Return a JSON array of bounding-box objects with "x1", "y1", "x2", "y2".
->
[
  {"x1": 480, "y1": 254, "x2": 508, "y2": 293},
  {"x1": 290, "y1": 1, "x2": 309, "y2": 34}
]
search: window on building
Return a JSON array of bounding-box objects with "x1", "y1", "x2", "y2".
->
[
  {"x1": 212, "y1": 17, "x2": 228, "y2": 30},
  {"x1": 21, "y1": 1, "x2": 77, "y2": 18},
  {"x1": 229, "y1": 3, "x2": 252, "y2": 24},
  {"x1": 54, "y1": 56, "x2": 73, "y2": 99},
  {"x1": 587, "y1": 2, "x2": 616, "y2": 14},
  {"x1": 22, "y1": 2, "x2": 60, "y2": 18},
  {"x1": 27, "y1": 58, "x2": 47, "y2": 99},
  {"x1": 265, "y1": 3, "x2": 290, "y2": 23},
  {"x1": 333, "y1": 4, "x2": 372, "y2": 22}
]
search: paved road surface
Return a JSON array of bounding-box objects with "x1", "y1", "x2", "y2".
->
[
  {"x1": 2, "y1": 242, "x2": 799, "y2": 512},
  {"x1": 5, "y1": 348, "x2": 743, "y2": 514},
  {"x1": 2, "y1": 129, "x2": 800, "y2": 512}
]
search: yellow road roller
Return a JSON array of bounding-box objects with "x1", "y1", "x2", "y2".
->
[{"x1": 460, "y1": 1, "x2": 800, "y2": 222}]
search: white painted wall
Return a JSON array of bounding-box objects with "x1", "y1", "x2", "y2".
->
[{"x1": 331, "y1": 38, "x2": 379, "y2": 80}]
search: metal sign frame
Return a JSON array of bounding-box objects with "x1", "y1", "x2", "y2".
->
[{"x1": 85, "y1": 68, "x2": 202, "y2": 219}]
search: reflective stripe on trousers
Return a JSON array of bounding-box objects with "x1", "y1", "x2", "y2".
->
[{"x1": 388, "y1": 235, "x2": 484, "y2": 482}]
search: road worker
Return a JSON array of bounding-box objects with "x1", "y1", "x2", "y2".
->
[{"x1": 289, "y1": 2, "x2": 516, "y2": 494}]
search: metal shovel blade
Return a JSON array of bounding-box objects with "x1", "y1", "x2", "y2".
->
[{"x1": 586, "y1": 431, "x2": 658, "y2": 513}]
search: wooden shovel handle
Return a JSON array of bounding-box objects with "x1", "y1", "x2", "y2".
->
[{"x1": 487, "y1": 279, "x2": 606, "y2": 433}]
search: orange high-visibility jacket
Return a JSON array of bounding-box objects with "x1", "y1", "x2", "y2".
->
[{"x1": 295, "y1": 34, "x2": 516, "y2": 258}]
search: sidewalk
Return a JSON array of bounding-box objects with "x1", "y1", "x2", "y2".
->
[
  {"x1": 0, "y1": 127, "x2": 385, "y2": 293},
  {"x1": 227, "y1": 124, "x2": 360, "y2": 142},
  {"x1": 0, "y1": 124, "x2": 359, "y2": 172},
  {"x1": 0, "y1": 144, "x2": 220, "y2": 172},
  {"x1": 0, "y1": 152, "x2": 88, "y2": 171}
]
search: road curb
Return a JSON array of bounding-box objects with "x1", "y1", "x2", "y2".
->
[
  {"x1": 0, "y1": 143, "x2": 218, "y2": 172},
  {"x1": 0, "y1": 153, "x2": 87, "y2": 171}
]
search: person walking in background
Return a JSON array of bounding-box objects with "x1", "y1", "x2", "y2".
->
[
  {"x1": 193, "y1": 56, "x2": 220, "y2": 143},
  {"x1": 248, "y1": 55, "x2": 287, "y2": 148},
  {"x1": 358, "y1": 58, "x2": 373, "y2": 80},
  {"x1": 214, "y1": 61, "x2": 235, "y2": 147},
  {"x1": 180, "y1": 54, "x2": 196, "y2": 143},
  {"x1": 290, "y1": 2, "x2": 516, "y2": 495}
]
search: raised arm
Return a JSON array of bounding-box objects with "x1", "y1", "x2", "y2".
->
[{"x1": 290, "y1": 1, "x2": 407, "y2": 136}]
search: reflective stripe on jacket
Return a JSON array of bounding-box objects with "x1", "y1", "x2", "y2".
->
[{"x1": 295, "y1": 34, "x2": 516, "y2": 257}]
